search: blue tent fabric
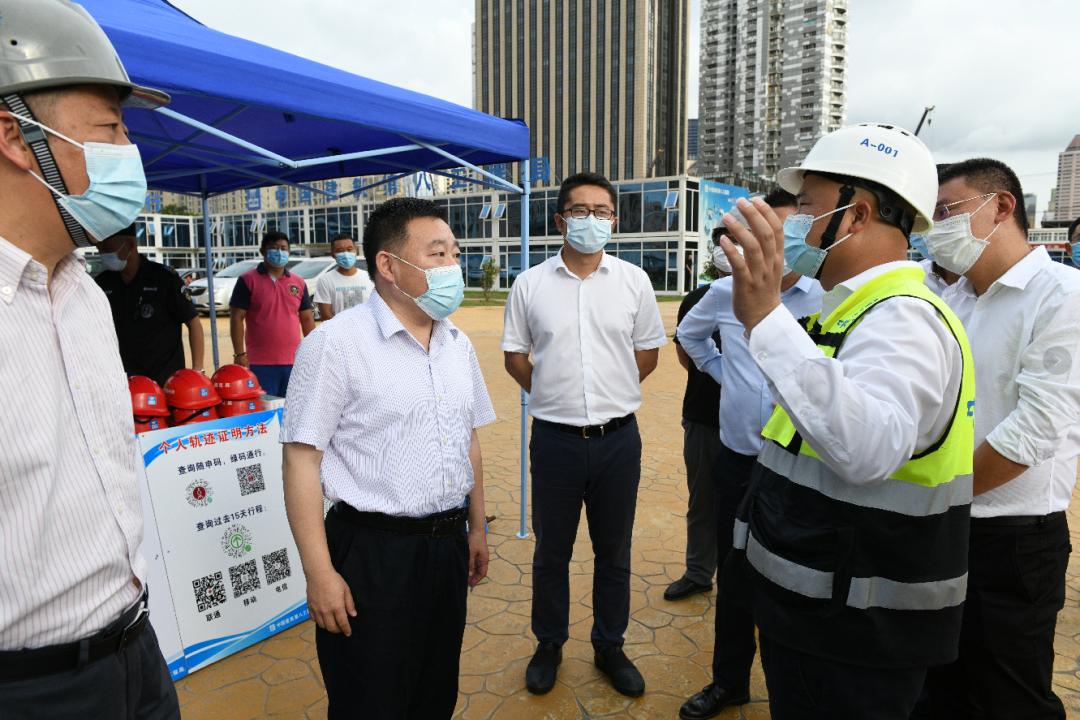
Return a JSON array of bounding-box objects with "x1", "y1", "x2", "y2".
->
[{"x1": 78, "y1": 0, "x2": 530, "y2": 195}]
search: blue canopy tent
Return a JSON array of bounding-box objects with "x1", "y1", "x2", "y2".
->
[{"x1": 81, "y1": 0, "x2": 534, "y2": 538}]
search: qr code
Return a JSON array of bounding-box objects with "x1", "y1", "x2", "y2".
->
[
  {"x1": 236, "y1": 464, "x2": 265, "y2": 496},
  {"x1": 193, "y1": 571, "x2": 227, "y2": 612},
  {"x1": 262, "y1": 548, "x2": 291, "y2": 585},
  {"x1": 229, "y1": 559, "x2": 261, "y2": 598}
]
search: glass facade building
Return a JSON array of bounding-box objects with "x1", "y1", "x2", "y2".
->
[{"x1": 120, "y1": 175, "x2": 709, "y2": 295}]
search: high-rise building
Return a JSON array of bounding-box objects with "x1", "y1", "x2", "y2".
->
[
  {"x1": 1051, "y1": 134, "x2": 1080, "y2": 225},
  {"x1": 698, "y1": 0, "x2": 848, "y2": 183},
  {"x1": 473, "y1": 0, "x2": 689, "y2": 181},
  {"x1": 687, "y1": 117, "x2": 699, "y2": 161}
]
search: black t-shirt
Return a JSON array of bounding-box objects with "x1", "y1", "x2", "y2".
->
[
  {"x1": 96, "y1": 257, "x2": 198, "y2": 386},
  {"x1": 675, "y1": 284, "x2": 722, "y2": 427}
]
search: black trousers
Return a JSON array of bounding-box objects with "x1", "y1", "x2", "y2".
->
[
  {"x1": 712, "y1": 443, "x2": 758, "y2": 690},
  {"x1": 316, "y1": 507, "x2": 469, "y2": 720},
  {"x1": 0, "y1": 623, "x2": 179, "y2": 720},
  {"x1": 681, "y1": 420, "x2": 721, "y2": 586},
  {"x1": 760, "y1": 634, "x2": 926, "y2": 720},
  {"x1": 530, "y1": 417, "x2": 641, "y2": 650},
  {"x1": 920, "y1": 513, "x2": 1070, "y2": 720}
]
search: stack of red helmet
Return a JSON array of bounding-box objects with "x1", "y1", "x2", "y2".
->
[
  {"x1": 129, "y1": 376, "x2": 171, "y2": 434},
  {"x1": 212, "y1": 364, "x2": 265, "y2": 418},
  {"x1": 164, "y1": 369, "x2": 221, "y2": 425}
]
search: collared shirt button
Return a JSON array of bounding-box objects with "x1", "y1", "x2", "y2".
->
[
  {"x1": 0, "y1": 286, "x2": 11, "y2": 296},
  {"x1": 755, "y1": 351, "x2": 767, "y2": 362}
]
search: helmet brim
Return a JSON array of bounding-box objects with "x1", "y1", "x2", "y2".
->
[{"x1": 125, "y1": 83, "x2": 170, "y2": 109}]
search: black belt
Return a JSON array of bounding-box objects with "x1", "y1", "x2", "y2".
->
[
  {"x1": 535, "y1": 413, "x2": 636, "y2": 439},
  {"x1": 334, "y1": 503, "x2": 467, "y2": 537},
  {"x1": 0, "y1": 590, "x2": 149, "y2": 683},
  {"x1": 972, "y1": 511, "x2": 1065, "y2": 528}
]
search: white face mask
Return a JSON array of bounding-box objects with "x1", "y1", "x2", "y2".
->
[
  {"x1": 925, "y1": 193, "x2": 1000, "y2": 275},
  {"x1": 711, "y1": 242, "x2": 741, "y2": 274}
]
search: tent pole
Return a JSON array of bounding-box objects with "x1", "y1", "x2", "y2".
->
[
  {"x1": 201, "y1": 191, "x2": 220, "y2": 369},
  {"x1": 517, "y1": 158, "x2": 530, "y2": 540}
]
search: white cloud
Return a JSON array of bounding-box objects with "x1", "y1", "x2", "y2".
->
[{"x1": 171, "y1": 0, "x2": 1074, "y2": 218}]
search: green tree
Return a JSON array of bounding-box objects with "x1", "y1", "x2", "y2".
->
[
  {"x1": 160, "y1": 203, "x2": 196, "y2": 216},
  {"x1": 480, "y1": 258, "x2": 500, "y2": 302}
]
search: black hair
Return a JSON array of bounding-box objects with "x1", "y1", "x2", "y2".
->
[
  {"x1": 330, "y1": 232, "x2": 354, "y2": 244},
  {"x1": 556, "y1": 172, "x2": 618, "y2": 212},
  {"x1": 362, "y1": 197, "x2": 448, "y2": 281},
  {"x1": 1068, "y1": 216, "x2": 1080, "y2": 243},
  {"x1": 938, "y1": 158, "x2": 1028, "y2": 232},
  {"x1": 804, "y1": 170, "x2": 917, "y2": 237},
  {"x1": 260, "y1": 230, "x2": 290, "y2": 251},
  {"x1": 762, "y1": 188, "x2": 798, "y2": 210}
]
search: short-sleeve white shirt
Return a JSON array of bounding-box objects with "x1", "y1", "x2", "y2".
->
[{"x1": 501, "y1": 250, "x2": 667, "y2": 425}]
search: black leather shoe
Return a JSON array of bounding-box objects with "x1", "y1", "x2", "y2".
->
[
  {"x1": 679, "y1": 683, "x2": 751, "y2": 720},
  {"x1": 664, "y1": 576, "x2": 713, "y2": 601},
  {"x1": 594, "y1": 646, "x2": 645, "y2": 697},
  {"x1": 525, "y1": 642, "x2": 562, "y2": 695}
]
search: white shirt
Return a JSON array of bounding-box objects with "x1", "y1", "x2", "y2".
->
[
  {"x1": 940, "y1": 247, "x2": 1080, "y2": 517},
  {"x1": 676, "y1": 275, "x2": 824, "y2": 455},
  {"x1": 313, "y1": 268, "x2": 373, "y2": 317},
  {"x1": 921, "y1": 258, "x2": 975, "y2": 320},
  {"x1": 0, "y1": 237, "x2": 143, "y2": 649},
  {"x1": 501, "y1": 250, "x2": 668, "y2": 426},
  {"x1": 281, "y1": 291, "x2": 496, "y2": 517},
  {"x1": 749, "y1": 261, "x2": 964, "y2": 485}
]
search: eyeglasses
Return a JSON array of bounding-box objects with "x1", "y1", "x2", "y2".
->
[
  {"x1": 932, "y1": 193, "x2": 996, "y2": 222},
  {"x1": 561, "y1": 206, "x2": 616, "y2": 221}
]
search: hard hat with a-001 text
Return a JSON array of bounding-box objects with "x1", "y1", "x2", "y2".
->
[{"x1": 777, "y1": 123, "x2": 938, "y2": 234}]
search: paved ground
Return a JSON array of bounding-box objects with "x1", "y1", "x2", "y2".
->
[{"x1": 176, "y1": 306, "x2": 1080, "y2": 719}]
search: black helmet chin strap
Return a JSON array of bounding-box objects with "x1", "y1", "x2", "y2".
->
[
  {"x1": 813, "y1": 184, "x2": 856, "y2": 281},
  {"x1": 2, "y1": 92, "x2": 90, "y2": 248},
  {"x1": 818, "y1": 184, "x2": 856, "y2": 254}
]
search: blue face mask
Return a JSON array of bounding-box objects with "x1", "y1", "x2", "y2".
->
[
  {"x1": 783, "y1": 203, "x2": 855, "y2": 278},
  {"x1": 334, "y1": 251, "x2": 357, "y2": 270},
  {"x1": 909, "y1": 233, "x2": 931, "y2": 261},
  {"x1": 389, "y1": 254, "x2": 465, "y2": 320},
  {"x1": 265, "y1": 249, "x2": 289, "y2": 268},
  {"x1": 16, "y1": 114, "x2": 147, "y2": 244},
  {"x1": 100, "y1": 245, "x2": 131, "y2": 272},
  {"x1": 1072, "y1": 243, "x2": 1080, "y2": 267},
  {"x1": 565, "y1": 215, "x2": 612, "y2": 254}
]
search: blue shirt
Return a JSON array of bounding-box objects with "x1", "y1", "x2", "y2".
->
[{"x1": 676, "y1": 275, "x2": 824, "y2": 455}]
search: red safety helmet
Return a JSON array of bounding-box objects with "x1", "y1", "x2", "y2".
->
[
  {"x1": 171, "y1": 405, "x2": 219, "y2": 426},
  {"x1": 164, "y1": 369, "x2": 221, "y2": 410},
  {"x1": 129, "y1": 375, "x2": 169, "y2": 418},
  {"x1": 218, "y1": 398, "x2": 263, "y2": 418},
  {"x1": 134, "y1": 416, "x2": 170, "y2": 434},
  {"x1": 212, "y1": 364, "x2": 264, "y2": 401}
]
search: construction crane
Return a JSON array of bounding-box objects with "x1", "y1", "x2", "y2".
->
[{"x1": 915, "y1": 106, "x2": 935, "y2": 136}]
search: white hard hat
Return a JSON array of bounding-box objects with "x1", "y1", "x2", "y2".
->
[{"x1": 777, "y1": 123, "x2": 937, "y2": 233}]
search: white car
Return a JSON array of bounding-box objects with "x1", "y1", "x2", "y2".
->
[
  {"x1": 187, "y1": 259, "x2": 261, "y2": 314},
  {"x1": 188, "y1": 257, "x2": 340, "y2": 315}
]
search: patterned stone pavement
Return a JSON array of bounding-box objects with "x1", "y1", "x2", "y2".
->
[{"x1": 176, "y1": 305, "x2": 1080, "y2": 719}]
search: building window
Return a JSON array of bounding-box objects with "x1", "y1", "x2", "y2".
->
[
  {"x1": 582, "y1": 0, "x2": 591, "y2": 171},
  {"x1": 504, "y1": 0, "x2": 513, "y2": 118},
  {"x1": 569, "y1": 0, "x2": 577, "y2": 174},
  {"x1": 610, "y1": 0, "x2": 620, "y2": 178},
  {"x1": 625, "y1": 0, "x2": 635, "y2": 178},
  {"x1": 597, "y1": 0, "x2": 605, "y2": 178}
]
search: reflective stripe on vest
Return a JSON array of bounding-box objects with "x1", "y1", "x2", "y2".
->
[
  {"x1": 733, "y1": 519, "x2": 968, "y2": 611},
  {"x1": 738, "y1": 265, "x2": 975, "y2": 615},
  {"x1": 757, "y1": 442, "x2": 972, "y2": 517}
]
